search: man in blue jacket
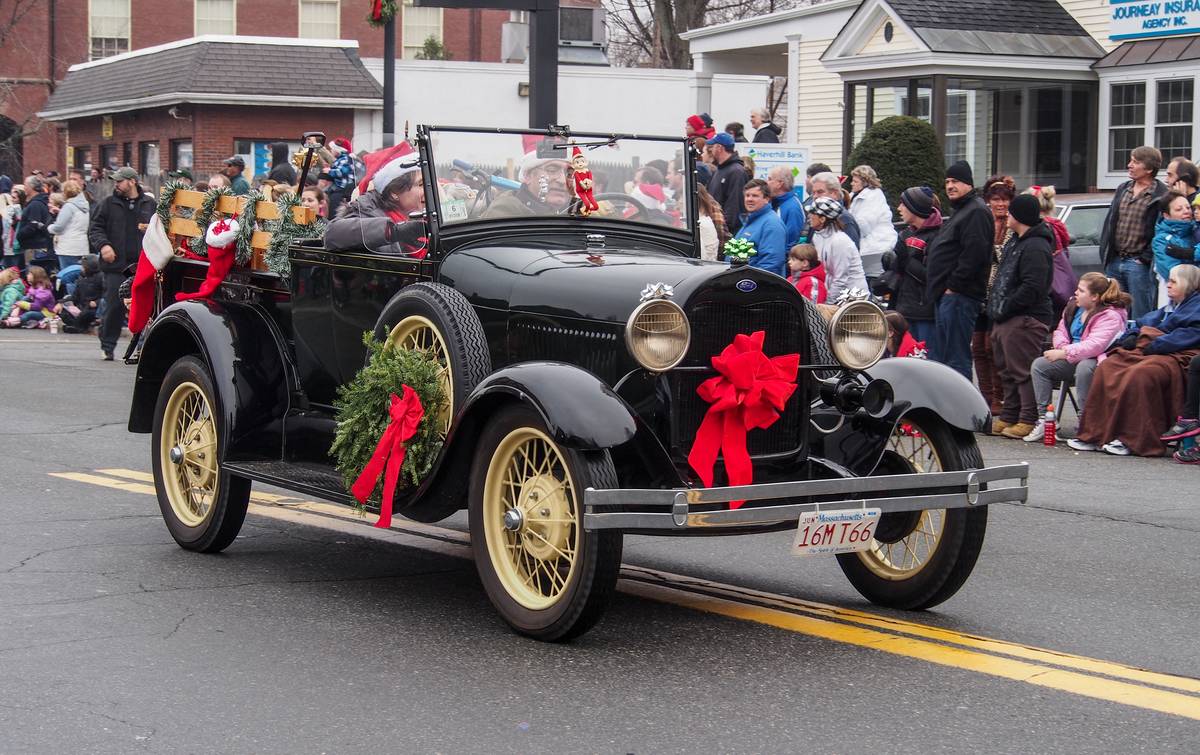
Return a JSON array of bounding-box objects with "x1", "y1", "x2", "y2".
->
[
  {"x1": 767, "y1": 166, "x2": 805, "y2": 249},
  {"x1": 736, "y1": 179, "x2": 787, "y2": 277}
]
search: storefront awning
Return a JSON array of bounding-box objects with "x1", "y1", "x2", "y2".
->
[{"x1": 1093, "y1": 35, "x2": 1200, "y2": 69}]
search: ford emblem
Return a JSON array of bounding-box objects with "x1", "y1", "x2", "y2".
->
[{"x1": 736, "y1": 279, "x2": 757, "y2": 293}]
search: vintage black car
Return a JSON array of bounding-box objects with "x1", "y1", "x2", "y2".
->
[{"x1": 130, "y1": 126, "x2": 1028, "y2": 641}]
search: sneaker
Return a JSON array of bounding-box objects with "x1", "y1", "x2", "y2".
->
[
  {"x1": 1173, "y1": 445, "x2": 1200, "y2": 464},
  {"x1": 1067, "y1": 438, "x2": 1099, "y2": 452},
  {"x1": 1102, "y1": 439, "x2": 1131, "y2": 456},
  {"x1": 1001, "y1": 422, "x2": 1036, "y2": 440},
  {"x1": 1161, "y1": 418, "x2": 1200, "y2": 442},
  {"x1": 991, "y1": 418, "x2": 1012, "y2": 434},
  {"x1": 1022, "y1": 420, "x2": 1046, "y2": 442},
  {"x1": 102, "y1": 350, "x2": 114, "y2": 361}
]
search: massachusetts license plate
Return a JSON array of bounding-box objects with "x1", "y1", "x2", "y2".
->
[{"x1": 791, "y1": 507, "x2": 881, "y2": 557}]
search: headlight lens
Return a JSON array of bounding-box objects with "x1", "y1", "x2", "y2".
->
[
  {"x1": 625, "y1": 299, "x2": 690, "y2": 371},
  {"x1": 828, "y1": 300, "x2": 887, "y2": 370}
]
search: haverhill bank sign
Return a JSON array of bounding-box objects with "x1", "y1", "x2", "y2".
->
[{"x1": 1112, "y1": 1, "x2": 1200, "y2": 39}]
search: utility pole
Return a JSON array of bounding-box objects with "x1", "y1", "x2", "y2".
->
[
  {"x1": 412, "y1": 0, "x2": 559, "y2": 129},
  {"x1": 382, "y1": 15, "x2": 396, "y2": 147}
]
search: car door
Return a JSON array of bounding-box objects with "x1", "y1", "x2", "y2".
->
[{"x1": 1059, "y1": 204, "x2": 1107, "y2": 276}]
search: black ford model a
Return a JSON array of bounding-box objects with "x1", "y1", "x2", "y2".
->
[{"x1": 129, "y1": 126, "x2": 1028, "y2": 641}]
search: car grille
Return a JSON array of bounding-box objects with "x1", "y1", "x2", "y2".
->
[{"x1": 670, "y1": 298, "x2": 807, "y2": 460}]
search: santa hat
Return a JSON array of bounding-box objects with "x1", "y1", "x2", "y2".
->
[
  {"x1": 373, "y1": 152, "x2": 421, "y2": 192},
  {"x1": 358, "y1": 141, "x2": 418, "y2": 193},
  {"x1": 633, "y1": 183, "x2": 666, "y2": 211},
  {"x1": 518, "y1": 150, "x2": 568, "y2": 181},
  {"x1": 330, "y1": 137, "x2": 352, "y2": 155}
]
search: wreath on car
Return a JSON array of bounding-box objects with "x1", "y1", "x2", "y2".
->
[{"x1": 330, "y1": 332, "x2": 447, "y2": 526}]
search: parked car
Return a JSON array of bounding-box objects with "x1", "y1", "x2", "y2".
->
[
  {"x1": 1055, "y1": 193, "x2": 1112, "y2": 277},
  {"x1": 129, "y1": 126, "x2": 1029, "y2": 641}
]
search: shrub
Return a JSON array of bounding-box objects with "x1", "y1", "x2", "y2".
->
[{"x1": 845, "y1": 116, "x2": 946, "y2": 220}]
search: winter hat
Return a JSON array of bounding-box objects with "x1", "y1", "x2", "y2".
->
[
  {"x1": 517, "y1": 150, "x2": 568, "y2": 181},
  {"x1": 900, "y1": 186, "x2": 935, "y2": 218},
  {"x1": 807, "y1": 196, "x2": 844, "y2": 220},
  {"x1": 0, "y1": 175, "x2": 11, "y2": 193},
  {"x1": 1008, "y1": 194, "x2": 1043, "y2": 227},
  {"x1": 330, "y1": 137, "x2": 352, "y2": 155},
  {"x1": 686, "y1": 114, "x2": 706, "y2": 133},
  {"x1": 373, "y1": 151, "x2": 421, "y2": 191},
  {"x1": 946, "y1": 160, "x2": 974, "y2": 186}
]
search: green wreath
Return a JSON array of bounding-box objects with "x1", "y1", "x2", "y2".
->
[
  {"x1": 330, "y1": 332, "x2": 447, "y2": 510},
  {"x1": 264, "y1": 194, "x2": 326, "y2": 280},
  {"x1": 188, "y1": 186, "x2": 234, "y2": 257},
  {"x1": 367, "y1": 0, "x2": 399, "y2": 27},
  {"x1": 155, "y1": 179, "x2": 189, "y2": 228}
]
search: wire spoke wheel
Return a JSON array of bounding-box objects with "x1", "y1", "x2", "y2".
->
[
  {"x1": 160, "y1": 381, "x2": 219, "y2": 528},
  {"x1": 483, "y1": 427, "x2": 580, "y2": 611},
  {"x1": 388, "y1": 315, "x2": 453, "y2": 435}
]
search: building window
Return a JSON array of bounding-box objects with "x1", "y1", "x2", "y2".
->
[
  {"x1": 99, "y1": 144, "x2": 119, "y2": 171},
  {"x1": 89, "y1": 0, "x2": 130, "y2": 60},
  {"x1": 140, "y1": 142, "x2": 160, "y2": 177},
  {"x1": 195, "y1": 0, "x2": 236, "y2": 35},
  {"x1": 943, "y1": 91, "x2": 970, "y2": 166},
  {"x1": 72, "y1": 146, "x2": 91, "y2": 171},
  {"x1": 171, "y1": 140, "x2": 194, "y2": 171},
  {"x1": 402, "y1": 0, "x2": 443, "y2": 59},
  {"x1": 300, "y1": 0, "x2": 340, "y2": 39},
  {"x1": 560, "y1": 8, "x2": 594, "y2": 42},
  {"x1": 1109, "y1": 82, "x2": 1145, "y2": 172},
  {"x1": 1155, "y1": 79, "x2": 1193, "y2": 162}
]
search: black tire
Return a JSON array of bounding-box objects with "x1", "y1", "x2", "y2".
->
[
  {"x1": 151, "y1": 356, "x2": 251, "y2": 553},
  {"x1": 468, "y1": 404, "x2": 623, "y2": 642},
  {"x1": 836, "y1": 414, "x2": 988, "y2": 610},
  {"x1": 373, "y1": 281, "x2": 492, "y2": 423}
]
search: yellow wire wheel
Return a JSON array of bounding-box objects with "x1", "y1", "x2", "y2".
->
[
  {"x1": 387, "y1": 315, "x2": 453, "y2": 434},
  {"x1": 159, "y1": 380, "x2": 220, "y2": 528},
  {"x1": 482, "y1": 426, "x2": 581, "y2": 610}
]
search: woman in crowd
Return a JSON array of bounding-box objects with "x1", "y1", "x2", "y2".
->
[
  {"x1": 974, "y1": 175, "x2": 1015, "y2": 413},
  {"x1": 888, "y1": 186, "x2": 941, "y2": 344},
  {"x1": 47, "y1": 179, "x2": 90, "y2": 271},
  {"x1": 324, "y1": 153, "x2": 426, "y2": 256},
  {"x1": 1070, "y1": 264, "x2": 1200, "y2": 456},
  {"x1": 1025, "y1": 273, "x2": 1130, "y2": 442},
  {"x1": 1163, "y1": 354, "x2": 1200, "y2": 463},
  {"x1": 988, "y1": 193, "x2": 1055, "y2": 440},
  {"x1": 1151, "y1": 190, "x2": 1198, "y2": 307},
  {"x1": 848, "y1": 165, "x2": 897, "y2": 283},
  {"x1": 1025, "y1": 185, "x2": 1074, "y2": 317},
  {"x1": 807, "y1": 196, "x2": 867, "y2": 301},
  {"x1": 301, "y1": 186, "x2": 327, "y2": 219},
  {"x1": 696, "y1": 185, "x2": 725, "y2": 261},
  {"x1": 3, "y1": 184, "x2": 24, "y2": 270}
]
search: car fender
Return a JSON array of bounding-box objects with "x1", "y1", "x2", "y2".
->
[
  {"x1": 865, "y1": 357, "x2": 991, "y2": 433},
  {"x1": 128, "y1": 300, "x2": 293, "y2": 460}
]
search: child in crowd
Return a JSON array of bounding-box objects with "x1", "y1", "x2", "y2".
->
[
  {"x1": 10, "y1": 265, "x2": 55, "y2": 328},
  {"x1": 0, "y1": 266, "x2": 25, "y2": 322},
  {"x1": 1153, "y1": 190, "x2": 1199, "y2": 307},
  {"x1": 56, "y1": 254, "x2": 103, "y2": 333},
  {"x1": 1163, "y1": 354, "x2": 1200, "y2": 463},
  {"x1": 786, "y1": 243, "x2": 827, "y2": 303},
  {"x1": 884, "y1": 310, "x2": 927, "y2": 359}
]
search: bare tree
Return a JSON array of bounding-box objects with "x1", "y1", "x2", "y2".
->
[
  {"x1": 0, "y1": 1, "x2": 52, "y2": 175},
  {"x1": 0, "y1": 0, "x2": 41, "y2": 48}
]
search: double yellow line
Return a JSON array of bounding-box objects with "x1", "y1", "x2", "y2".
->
[{"x1": 51, "y1": 467, "x2": 1200, "y2": 721}]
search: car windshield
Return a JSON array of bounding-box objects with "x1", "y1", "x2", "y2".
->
[
  {"x1": 1061, "y1": 205, "x2": 1106, "y2": 246},
  {"x1": 424, "y1": 128, "x2": 692, "y2": 232}
]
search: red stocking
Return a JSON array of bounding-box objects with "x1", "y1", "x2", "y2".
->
[
  {"x1": 127, "y1": 252, "x2": 159, "y2": 333},
  {"x1": 175, "y1": 245, "x2": 235, "y2": 302}
]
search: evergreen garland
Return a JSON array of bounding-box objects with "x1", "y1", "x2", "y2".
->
[
  {"x1": 264, "y1": 194, "x2": 325, "y2": 280},
  {"x1": 331, "y1": 332, "x2": 447, "y2": 510},
  {"x1": 367, "y1": 0, "x2": 399, "y2": 27},
  {"x1": 188, "y1": 186, "x2": 234, "y2": 257},
  {"x1": 155, "y1": 180, "x2": 188, "y2": 228},
  {"x1": 233, "y1": 189, "x2": 263, "y2": 266}
]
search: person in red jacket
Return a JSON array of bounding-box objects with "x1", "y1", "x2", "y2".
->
[{"x1": 786, "y1": 243, "x2": 827, "y2": 303}]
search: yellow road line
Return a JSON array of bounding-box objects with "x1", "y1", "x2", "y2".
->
[{"x1": 52, "y1": 468, "x2": 1200, "y2": 721}]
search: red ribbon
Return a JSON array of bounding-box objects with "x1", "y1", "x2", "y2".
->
[
  {"x1": 350, "y1": 386, "x2": 425, "y2": 529},
  {"x1": 687, "y1": 331, "x2": 799, "y2": 509},
  {"x1": 371, "y1": 0, "x2": 384, "y2": 21}
]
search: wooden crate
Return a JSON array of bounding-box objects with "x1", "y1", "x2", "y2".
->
[{"x1": 165, "y1": 190, "x2": 317, "y2": 271}]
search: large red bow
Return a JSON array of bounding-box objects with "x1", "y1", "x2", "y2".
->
[
  {"x1": 687, "y1": 331, "x2": 799, "y2": 509},
  {"x1": 351, "y1": 386, "x2": 425, "y2": 528},
  {"x1": 371, "y1": 0, "x2": 384, "y2": 21}
]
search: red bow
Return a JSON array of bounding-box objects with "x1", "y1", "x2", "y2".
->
[
  {"x1": 350, "y1": 386, "x2": 425, "y2": 529},
  {"x1": 371, "y1": 0, "x2": 383, "y2": 21},
  {"x1": 687, "y1": 331, "x2": 799, "y2": 509}
]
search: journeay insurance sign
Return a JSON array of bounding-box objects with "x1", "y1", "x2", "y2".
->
[{"x1": 1111, "y1": 0, "x2": 1200, "y2": 41}]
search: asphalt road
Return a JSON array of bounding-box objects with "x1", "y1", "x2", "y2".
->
[{"x1": 2, "y1": 330, "x2": 1199, "y2": 753}]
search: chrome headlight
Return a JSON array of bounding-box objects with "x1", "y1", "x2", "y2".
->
[
  {"x1": 828, "y1": 300, "x2": 887, "y2": 370},
  {"x1": 625, "y1": 298, "x2": 690, "y2": 371}
]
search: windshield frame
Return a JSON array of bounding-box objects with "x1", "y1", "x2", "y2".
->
[{"x1": 416, "y1": 125, "x2": 698, "y2": 256}]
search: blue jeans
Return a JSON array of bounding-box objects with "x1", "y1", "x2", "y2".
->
[
  {"x1": 1105, "y1": 257, "x2": 1157, "y2": 321},
  {"x1": 908, "y1": 318, "x2": 936, "y2": 346},
  {"x1": 931, "y1": 293, "x2": 979, "y2": 381}
]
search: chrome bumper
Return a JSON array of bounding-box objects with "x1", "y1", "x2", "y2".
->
[{"x1": 583, "y1": 463, "x2": 1029, "y2": 531}]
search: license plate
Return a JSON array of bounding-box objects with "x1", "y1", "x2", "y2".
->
[{"x1": 791, "y1": 507, "x2": 881, "y2": 557}]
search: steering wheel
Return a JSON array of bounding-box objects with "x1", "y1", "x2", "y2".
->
[{"x1": 567, "y1": 192, "x2": 649, "y2": 221}]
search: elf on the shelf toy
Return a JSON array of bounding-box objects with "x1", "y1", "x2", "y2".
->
[
  {"x1": 176, "y1": 215, "x2": 239, "y2": 302},
  {"x1": 569, "y1": 146, "x2": 599, "y2": 216}
]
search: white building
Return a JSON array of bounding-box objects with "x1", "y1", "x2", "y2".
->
[{"x1": 685, "y1": 0, "x2": 1199, "y2": 190}]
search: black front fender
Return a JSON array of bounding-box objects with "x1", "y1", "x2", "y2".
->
[
  {"x1": 865, "y1": 358, "x2": 991, "y2": 433},
  {"x1": 128, "y1": 300, "x2": 292, "y2": 460}
]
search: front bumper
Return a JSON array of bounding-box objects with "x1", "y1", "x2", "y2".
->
[{"x1": 583, "y1": 463, "x2": 1029, "y2": 531}]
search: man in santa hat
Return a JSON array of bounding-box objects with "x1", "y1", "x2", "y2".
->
[
  {"x1": 324, "y1": 145, "x2": 427, "y2": 256},
  {"x1": 482, "y1": 145, "x2": 571, "y2": 219},
  {"x1": 325, "y1": 137, "x2": 357, "y2": 219}
]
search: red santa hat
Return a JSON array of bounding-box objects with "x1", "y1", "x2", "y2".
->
[
  {"x1": 329, "y1": 137, "x2": 352, "y2": 156},
  {"x1": 518, "y1": 150, "x2": 568, "y2": 181},
  {"x1": 358, "y1": 141, "x2": 418, "y2": 193}
]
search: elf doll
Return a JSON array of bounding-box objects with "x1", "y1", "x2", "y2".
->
[{"x1": 570, "y1": 146, "x2": 599, "y2": 216}]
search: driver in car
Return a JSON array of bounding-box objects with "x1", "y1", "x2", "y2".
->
[
  {"x1": 325, "y1": 149, "x2": 427, "y2": 256},
  {"x1": 482, "y1": 149, "x2": 571, "y2": 218}
]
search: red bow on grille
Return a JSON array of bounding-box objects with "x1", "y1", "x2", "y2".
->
[
  {"x1": 351, "y1": 386, "x2": 425, "y2": 529},
  {"x1": 687, "y1": 331, "x2": 799, "y2": 509}
]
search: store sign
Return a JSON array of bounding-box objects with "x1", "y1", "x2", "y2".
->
[
  {"x1": 101, "y1": 115, "x2": 113, "y2": 139},
  {"x1": 1111, "y1": 0, "x2": 1200, "y2": 41},
  {"x1": 745, "y1": 144, "x2": 811, "y2": 184}
]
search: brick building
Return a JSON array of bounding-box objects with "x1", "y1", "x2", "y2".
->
[{"x1": 0, "y1": 0, "x2": 518, "y2": 177}]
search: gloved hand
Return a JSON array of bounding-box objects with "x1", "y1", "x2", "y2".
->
[
  {"x1": 386, "y1": 221, "x2": 427, "y2": 252},
  {"x1": 1166, "y1": 243, "x2": 1196, "y2": 261}
]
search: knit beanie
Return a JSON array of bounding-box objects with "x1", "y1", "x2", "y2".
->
[
  {"x1": 1008, "y1": 194, "x2": 1043, "y2": 227},
  {"x1": 946, "y1": 160, "x2": 974, "y2": 186},
  {"x1": 900, "y1": 186, "x2": 935, "y2": 218}
]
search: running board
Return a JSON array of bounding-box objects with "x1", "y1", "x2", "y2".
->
[{"x1": 224, "y1": 460, "x2": 356, "y2": 506}]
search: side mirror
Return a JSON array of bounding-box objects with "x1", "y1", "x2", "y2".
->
[{"x1": 302, "y1": 131, "x2": 327, "y2": 148}]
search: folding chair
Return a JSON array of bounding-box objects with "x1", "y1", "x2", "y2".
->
[{"x1": 1055, "y1": 378, "x2": 1079, "y2": 423}]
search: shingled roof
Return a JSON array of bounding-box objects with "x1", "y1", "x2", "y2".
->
[{"x1": 40, "y1": 36, "x2": 382, "y2": 120}]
